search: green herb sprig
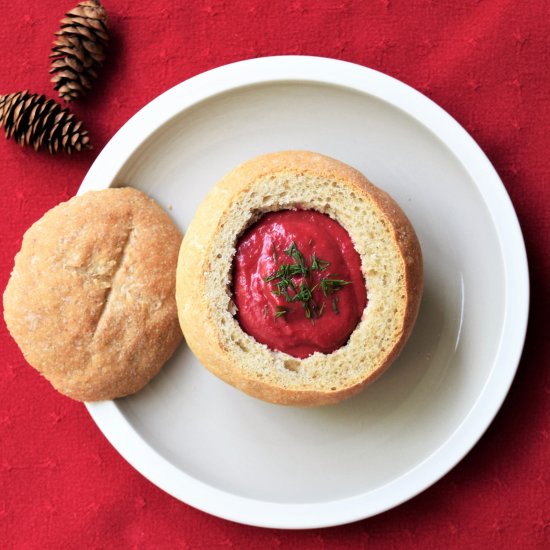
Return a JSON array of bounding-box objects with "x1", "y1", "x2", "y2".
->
[
  {"x1": 265, "y1": 241, "x2": 351, "y2": 322},
  {"x1": 274, "y1": 306, "x2": 288, "y2": 319}
]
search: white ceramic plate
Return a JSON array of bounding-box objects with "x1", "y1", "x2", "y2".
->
[{"x1": 80, "y1": 56, "x2": 529, "y2": 529}]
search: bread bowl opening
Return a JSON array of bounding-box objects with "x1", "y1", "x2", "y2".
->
[{"x1": 231, "y1": 209, "x2": 367, "y2": 359}]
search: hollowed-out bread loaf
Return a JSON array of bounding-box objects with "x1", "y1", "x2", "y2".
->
[
  {"x1": 3, "y1": 187, "x2": 183, "y2": 401},
  {"x1": 176, "y1": 151, "x2": 423, "y2": 406}
]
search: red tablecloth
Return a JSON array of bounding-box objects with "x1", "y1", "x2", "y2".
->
[{"x1": 1, "y1": 1, "x2": 548, "y2": 548}]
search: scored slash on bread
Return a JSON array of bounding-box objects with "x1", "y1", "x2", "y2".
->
[{"x1": 176, "y1": 151, "x2": 423, "y2": 406}]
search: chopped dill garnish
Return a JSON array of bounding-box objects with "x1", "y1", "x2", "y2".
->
[
  {"x1": 320, "y1": 278, "x2": 352, "y2": 297},
  {"x1": 284, "y1": 241, "x2": 308, "y2": 275},
  {"x1": 264, "y1": 242, "x2": 351, "y2": 322},
  {"x1": 310, "y1": 254, "x2": 330, "y2": 272},
  {"x1": 274, "y1": 306, "x2": 288, "y2": 320}
]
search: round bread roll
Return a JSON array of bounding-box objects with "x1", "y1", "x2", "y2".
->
[
  {"x1": 3, "y1": 187, "x2": 183, "y2": 402},
  {"x1": 176, "y1": 151, "x2": 423, "y2": 406}
]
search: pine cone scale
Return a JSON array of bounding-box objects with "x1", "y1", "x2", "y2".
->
[
  {"x1": 65, "y1": 56, "x2": 84, "y2": 72},
  {"x1": 14, "y1": 97, "x2": 36, "y2": 136},
  {"x1": 59, "y1": 24, "x2": 95, "y2": 40},
  {"x1": 82, "y1": 40, "x2": 104, "y2": 57},
  {"x1": 5, "y1": 95, "x2": 26, "y2": 137}
]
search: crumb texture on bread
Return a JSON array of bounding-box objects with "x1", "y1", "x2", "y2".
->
[
  {"x1": 177, "y1": 151, "x2": 423, "y2": 406},
  {"x1": 3, "y1": 187, "x2": 183, "y2": 401}
]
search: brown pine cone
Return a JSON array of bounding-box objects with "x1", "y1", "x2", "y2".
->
[
  {"x1": 0, "y1": 91, "x2": 92, "y2": 154},
  {"x1": 50, "y1": 0, "x2": 109, "y2": 102}
]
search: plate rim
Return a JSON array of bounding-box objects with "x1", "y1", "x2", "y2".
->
[{"x1": 81, "y1": 55, "x2": 529, "y2": 529}]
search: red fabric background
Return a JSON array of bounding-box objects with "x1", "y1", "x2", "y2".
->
[{"x1": 1, "y1": 1, "x2": 548, "y2": 548}]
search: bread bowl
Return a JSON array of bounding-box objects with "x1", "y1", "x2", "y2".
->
[
  {"x1": 3, "y1": 187, "x2": 183, "y2": 401},
  {"x1": 176, "y1": 151, "x2": 423, "y2": 406}
]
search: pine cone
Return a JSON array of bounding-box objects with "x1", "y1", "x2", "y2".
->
[
  {"x1": 0, "y1": 91, "x2": 92, "y2": 154},
  {"x1": 50, "y1": 0, "x2": 109, "y2": 102}
]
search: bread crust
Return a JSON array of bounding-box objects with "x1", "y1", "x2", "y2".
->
[
  {"x1": 177, "y1": 151, "x2": 423, "y2": 406},
  {"x1": 3, "y1": 187, "x2": 183, "y2": 401}
]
